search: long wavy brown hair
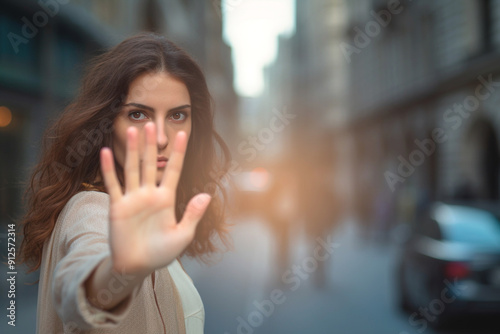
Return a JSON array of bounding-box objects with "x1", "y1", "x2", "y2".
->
[{"x1": 20, "y1": 32, "x2": 232, "y2": 272}]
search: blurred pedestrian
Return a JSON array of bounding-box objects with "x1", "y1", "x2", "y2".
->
[
  {"x1": 264, "y1": 158, "x2": 299, "y2": 286},
  {"x1": 299, "y1": 143, "x2": 343, "y2": 288}
]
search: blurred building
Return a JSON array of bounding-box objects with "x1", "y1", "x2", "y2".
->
[
  {"x1": 264, "y1": 0, "x2": 500, "y2": 230},
  {"x1": 0, "y1": 0, "x2": 237, "y2": 227},
  {"x1": 263, "y1": 0, "x2": 351, "y2": 218},
  {"x1": 342, "y1": 0, "x2": 500, "y2": 227}
]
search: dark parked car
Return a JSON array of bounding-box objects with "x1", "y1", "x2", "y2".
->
[{"x1": 396, "y1": 202, "x2": 500, "y2": 327}]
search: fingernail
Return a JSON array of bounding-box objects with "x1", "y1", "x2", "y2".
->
[{"x1": 194, "y1": 194, "x2": 211, "y2": 209}]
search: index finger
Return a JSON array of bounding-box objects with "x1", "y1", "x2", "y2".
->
[
  {"x1": 100, "y1": 147, "x2": 123, "y2": 202},
  {"x1": 160, "y1": 131, "x2": 187, "y2": 192}
]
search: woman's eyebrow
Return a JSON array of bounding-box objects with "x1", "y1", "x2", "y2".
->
[
  {"x1": 122, "y1": 103, "x2": 191, "y2": 112},
  {"x1": 169, "y1": 104, "x2": 191, "y2": 112},
  {"x1": 123, "y1": 102, "x2": 154, "y2": 111}
]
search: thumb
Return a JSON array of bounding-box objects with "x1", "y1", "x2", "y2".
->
[{"x1": 180, "y1": 193, "x2": 212, "y2": 232}]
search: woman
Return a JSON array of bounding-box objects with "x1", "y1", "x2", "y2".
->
[{"x1": 19, "y1": 32, "x2": 231, "y2": 333}]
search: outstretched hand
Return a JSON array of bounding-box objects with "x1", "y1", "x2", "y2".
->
[{"x1": 100, "y1": 123, "x2": 211, "y2": 275}]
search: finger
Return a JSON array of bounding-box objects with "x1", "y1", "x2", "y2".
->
[
  {"x1": 179, "y1": 193, "x2": 211, "y2": 234},
  {"x1": 160, "y1": 131, "x2": 187, "y2": 192},
  {"x1": 100, "y1": 148, "x2": 123, "y2": 202},
  {"x1": 125, "y1": 127, "x2": 140, "y2": 192},
  {"x1": 142, "y1": 122, "x2": 157, "y2": 186}
]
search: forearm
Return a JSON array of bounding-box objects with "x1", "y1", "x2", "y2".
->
[{"x1": 84, "y1": 256, "x2": 150, "y2": 310}]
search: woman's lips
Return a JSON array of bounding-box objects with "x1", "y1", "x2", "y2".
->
[{"x1": 157, "y1": 157, "x2": 168, "y2": 168}]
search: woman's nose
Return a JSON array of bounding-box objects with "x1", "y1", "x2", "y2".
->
[{"x1": 156, "y1": 121, "x2": 168, "y2": 149}]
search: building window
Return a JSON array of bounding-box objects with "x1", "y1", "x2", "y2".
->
[
  {"x1": 479, "y1": 0, "x2": 493, "y2": 54},
  {"x1": 144, "y1": 0, "x2": 161, "y2": 32}
]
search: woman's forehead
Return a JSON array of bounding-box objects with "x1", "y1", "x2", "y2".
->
[{"x1": 126, "y1": 72, "x2": 190, "y2": 106}]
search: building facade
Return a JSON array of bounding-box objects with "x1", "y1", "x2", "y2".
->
[
  {"x1": 342, "y1": 0, "x2": 500, "y2": 225},
  {"x1": 265, "y1": 0, "x2": 500, "y2": 228}
]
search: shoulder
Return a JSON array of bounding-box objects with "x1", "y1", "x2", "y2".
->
[
  {"x1": 62, "y1": 191, "x2": 110, "y2": 217},
  {"x1": 56, "y1": 191, "x2": 110, "y2": 236}
]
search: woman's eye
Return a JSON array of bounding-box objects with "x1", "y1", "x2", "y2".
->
[
  {"x1": 128, "y1": 111, "x2": 147, "y2": 121},
  {"x1": 170, "y1": 112, "x2": 187, "y2": 121}
]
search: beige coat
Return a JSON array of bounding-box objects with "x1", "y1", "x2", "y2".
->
[{"x1": 36, "y1": 191, "x2": 204, "y2": 334}]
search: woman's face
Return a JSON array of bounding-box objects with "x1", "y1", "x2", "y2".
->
[{"x1": 113, "y1": 71, "x2": 192, "y2": 185}]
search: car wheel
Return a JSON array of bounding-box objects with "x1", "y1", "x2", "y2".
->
[
  {"x1": 397, "y1": 262, "x2": 413, "y2": 313},
  {"x1": 429, "y1": 311, "x2": 451, "y2": 329},
  {"x1": 427, "y1": 282, "x2": 451, "y2": 330}
]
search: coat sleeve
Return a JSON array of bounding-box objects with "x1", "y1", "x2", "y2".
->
[{"x1": 51, "y1": 191, "x2": 142, "y2": 330}]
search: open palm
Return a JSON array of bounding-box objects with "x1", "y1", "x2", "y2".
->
[{"x1": 100, "y1": 123, "x2": 211, "y2": 275}]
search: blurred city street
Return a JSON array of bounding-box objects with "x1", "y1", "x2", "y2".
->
[
  {"x1": 183, "y1": 216, "x2": 500, "y2": 334},
  {"x1": 2, "y1": 216, "x2": 500, "y2": 334}
]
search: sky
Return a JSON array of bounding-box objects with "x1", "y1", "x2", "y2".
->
[{"x1": 222, "y1": 0, "x2": 296, "y2": 97}]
